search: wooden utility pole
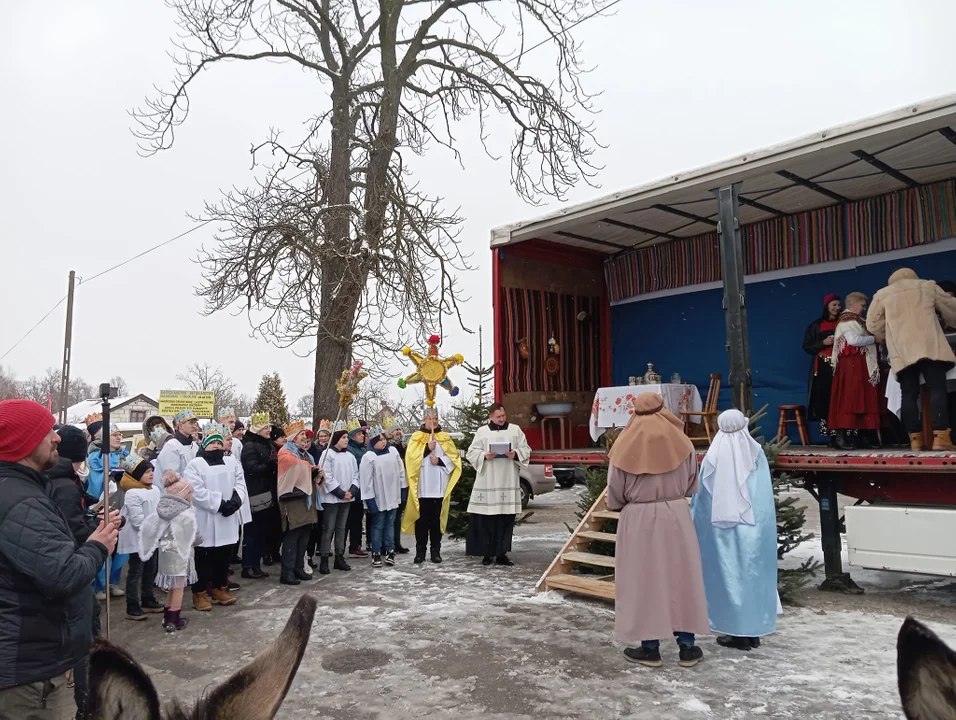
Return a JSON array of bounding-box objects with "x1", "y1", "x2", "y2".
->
[{"x1": 58, "y1": 271, "x2": 76, "y2": 424}]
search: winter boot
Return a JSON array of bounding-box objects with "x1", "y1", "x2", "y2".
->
[
  {"x1": 623, "y1": 647, "x2": 662, "y2": 668},
  {"x1": 141, "y1": 597, "x2": 164, "y2": 613},
  {"x1": 414, "y1": 547, "x2": 426, "y2": 565},
  {"x1": 716, "y1": 635, "x2": 759, "y2": 651},
  {"x1": 333, "y1": 554, "x2": 352, "y2": 571},
  {"x1": 172, "y1": 609, "x2": 188, "y2": 631},
  {"x1": 909, "y1": 432, "x2": 924, "y2": 452},
  {"x1": 293, "y1": 569, "x2": 312, "y2": 581},
  {"x1": 280, "y1": 573, "x2": 301, "y2": 586},
  {"x1": 192, "y1": 591, "x2": 213, "y2": 612},
  {"x1": 933, "y1": 429, "x2": 956, "y2": 451},
  {"x1": 396, "y1": 544, "x2": 410, "y2": 554},
  {"x1": 384, "y1": 551, "x2": 395, "y2": 566},
  {"x1": 210, "y1": 587, "x2": 237, "y2": 606},
  {"x1": 372, "y1": 553, "x2": 383, "y2": 568},
  {"x1": 430, "y1": 547, "x2": 443, "y2": 564},
  {"x1": 495, "y1": 555, "x2": 515, "y2": 567},
  {"x1": 126, "y1": 607, "x2": 147, "y2": 622},
  {"x1": 678, "y1": 645, "x2": 704, "y2": 668},
  {"x1": 162, "y1": 608, "x2": 177, "y2": 633},
  {"x1": 319, "y1": 555, "x2": 331, "y2": 575}
]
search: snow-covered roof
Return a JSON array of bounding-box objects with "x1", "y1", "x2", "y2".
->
[{"x1": 64, "y1": 394, "x2": 158, "y2": 424}]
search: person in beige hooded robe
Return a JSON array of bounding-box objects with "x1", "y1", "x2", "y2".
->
[{"x1": 607, "y1": 392, "x2": 710, "y2": 669}]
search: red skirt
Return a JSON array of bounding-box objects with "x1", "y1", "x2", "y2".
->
[{"x1": 829, "y1": 354, "x2": 882, "y2": 430}]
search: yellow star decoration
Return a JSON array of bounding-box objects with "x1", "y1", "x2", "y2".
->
[{"x1": 397, "y1": 335, "x2": 464, "y2": 407}]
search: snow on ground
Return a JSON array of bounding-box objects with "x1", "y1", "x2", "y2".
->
[{"x1": 106, "y1": 485, "x2": 956, "y2": 719}]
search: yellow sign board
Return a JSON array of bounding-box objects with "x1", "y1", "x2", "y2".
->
[{"x1": 159, "y1": 390, "x2": 216, "y2": 418}]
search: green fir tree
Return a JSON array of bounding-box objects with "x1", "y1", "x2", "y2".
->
[{"x1": 253, "y1": 372, "x2": 290, "y2": 426}]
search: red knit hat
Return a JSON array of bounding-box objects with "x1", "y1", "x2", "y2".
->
[{"x1": 0, "y1": 400, "x2": 56, "y2": 462}]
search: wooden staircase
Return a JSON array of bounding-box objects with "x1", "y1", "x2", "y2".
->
[{"x1": 535, "y1": 487, "x2": 618, "y2": 601}]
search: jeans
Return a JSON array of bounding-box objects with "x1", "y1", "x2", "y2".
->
[
  {"x1": 125, "y1": 552, "x2": 158, "y2": 612},
  {"x1": 394, "y1": 488, "x2": 408, "y2": 547},
  {"x1": 642, "y1": 632, "x2": 696, "y2": 649},
  {"x1": 0, "y1": 673, "x2": 73, "y2": 720},
  {"x1": 415, "y1": 497, "x2": 443, "y2": 553},
  {"x1": 93, "y1": 551, "x2": 128, "y2": 592},
  {"x1": 281, "y1": 525, "x2": 311, "y2": 575},
  {"x1": 320, "y1": 503, "x2": 351, "y2": 556},
  {"x1": 192, "y1": 545, "x2": 232, "y2": 593},
  {"x1": 368, "y1": 509, "x2": 397, "y2": 554},
  {"x1": 898, "y1": 359, "x2": 951, "y2": 433}
]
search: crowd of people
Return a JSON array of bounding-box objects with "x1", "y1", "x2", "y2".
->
[
  {"x1": 802, "y1": 268, "x2": 956, "y2": 451},
  {"x1": 0, "y1": 395, "x2": 531, "y2": 719}
]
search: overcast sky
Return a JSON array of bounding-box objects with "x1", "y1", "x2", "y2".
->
[{"x1": 2, "y1": 0, "x2": 955, "y2": 408}]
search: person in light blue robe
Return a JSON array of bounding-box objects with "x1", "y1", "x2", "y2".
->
[{"x1": 691, "y1": 409, "x2": 780, "y2": 651}]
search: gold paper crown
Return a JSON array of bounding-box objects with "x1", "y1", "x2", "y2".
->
[
  {"x1": 381, "y1": 415, "x2": 400, "y2": 431},
  {"x1": 345, "y1": 418, "x2": 362, "y2": 433},
  {"x1": 318, "y1": 419, "x2": 332, "y2": 431},
  {"x1": 283, "y1": 420, "x2": 306, "y2": 437},
  {"x1": 84, "y1": 413, "x2": 102, "y2": 426},
  {"x1": 250, "y1": 411, "x2": 270, "y2": 427}
]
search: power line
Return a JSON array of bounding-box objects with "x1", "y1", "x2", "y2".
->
[{"x1": 0, "y1": 296, "x2": 67, "y2": 362}]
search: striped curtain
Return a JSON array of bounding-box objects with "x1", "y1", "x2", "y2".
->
[
  {"x1": 605, "y1": 178, "x2": 956, "y2": 302},
  {"x1": 501, "y1": 288, "x2": 601, "y2": 393}
]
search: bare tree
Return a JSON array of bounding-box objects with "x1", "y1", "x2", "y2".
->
[
  {"x1": 134, "y1": 0, "x2": 605, "y2": 422},
  {"x1": 0, "y1": 366, "x2": 19, "y2": 401},
  {"x1": 294, "y1": 393, "x2": 314, "y2": 421},
  {"x1": 176, "y1": 363, "x2": 238, "y2": 414},
  {"x1": 233, "y1": 393, "x2": 255, "y2": 417},
  {"x1": 110, "y1": 376, "x2": 129, "y2": 396},
  {"x1": 17, "y1": 368, "x2": 93, "y2": 415}
]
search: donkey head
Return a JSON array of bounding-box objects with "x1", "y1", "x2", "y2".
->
[
  {"x1": 898, "y1": 616, "x2": 956, "y2": 720},
  {"x1": 87, "y1": 594, "x2": 317, "y2": 720}
]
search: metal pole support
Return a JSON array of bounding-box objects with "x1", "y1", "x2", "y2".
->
[{"x1": 715, "y1": 184, "x2": 754, "y2": 415}]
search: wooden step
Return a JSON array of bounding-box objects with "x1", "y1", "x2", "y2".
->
[
  {"x1": 592, "y1": 510, "x2": 621, "y2": 520},
  {"x1": 576, "y1": 530, "x2": 617, "y2": 543},
  {"x1": 562, "y1": 550, "x2": 616, "y2": 568},
  {"x1": 545, "y1": 572, "x2": 616, "y2": 600}
]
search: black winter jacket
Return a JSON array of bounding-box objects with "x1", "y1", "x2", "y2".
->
[
  {"x1": 241, "y1": 433, "x2": 278, "y2": 511},
  {"x1": 45, "y1": 458, "x2": 98, "y2": 545},
  {"x1": 0, "y1": 460, "x2": 108, "y2": 690}
]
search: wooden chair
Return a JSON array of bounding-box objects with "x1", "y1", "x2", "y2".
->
[
  {"x1": 541, "y1": 415, "x2": 572, "y2": 450},
  {"x1": 681, "y1": 374, "x2": 721, "y2": 444},
  {"x1": 776, "y1": 405, "x2": 810, "y2": 445}
]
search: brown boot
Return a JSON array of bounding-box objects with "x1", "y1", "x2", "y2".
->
[
  {"x1": 932, "y1": 429, "x2": 956, "y2": 451},
  {"x1": 909, "y1": 432, "x2": 924, "y2": 452},
  {"x1": 209, "y1": 587, "x2": 237, "y2": 606},
  {"x1": 192, "y1": 591, "x2": 213, "y2": 612}
]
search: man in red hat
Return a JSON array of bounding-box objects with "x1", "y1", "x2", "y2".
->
[{"x1": 0, "y1": 399, "x2": 120, "y2": 719}]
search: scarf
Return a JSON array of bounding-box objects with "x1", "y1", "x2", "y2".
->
[
  {"x1": 198, "y1": 448, "x2": 225, "y2": 466},
  {"x1": 277, "y1": 445, "x2": 315, "y2": 508},
  {"x1": 699, "y1": 409, "x2": 759, "y2": 528},
  {"x1": 120, "y1": 474, "x2": 151, "y2": 492},
  {"x1": 832, "y1": 311, "x2": 879, "y2": 387}
]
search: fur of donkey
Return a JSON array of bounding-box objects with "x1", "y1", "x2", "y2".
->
[
  {"x1": 86, "y1": 594, "x2": 317, "y2": 719},
  {"x1": 898, "y1": 616, "x2": 956, "y2": 720}
]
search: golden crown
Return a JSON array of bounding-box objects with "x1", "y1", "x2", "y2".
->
[
  {"x1": 84, "y1": 413, "x2": 102, "y2": 426},
  {"x1": 346, "y1": 418, "x2": 362, "y2": 433},
  {"x1": 250, "y1": 411, "x2": 270, "y2": 427},
  {"x1": 283, "y1": 420, "x2": 306, "y2": 437}
]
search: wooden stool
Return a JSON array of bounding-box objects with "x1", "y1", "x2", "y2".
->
[
  {"x1": 777, "y1": 405, "x2": 810, "y2": 445},
  {"x1": 541, "y1": 415, "x2": 571, "y2": 450}
]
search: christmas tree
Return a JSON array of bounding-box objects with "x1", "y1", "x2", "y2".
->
[
  {"x1": 447, "y1": 328, "x2": 493, "y2": 539},
  {"x1": 253, "y1": 372, "x2": 290, "y2": 425}
]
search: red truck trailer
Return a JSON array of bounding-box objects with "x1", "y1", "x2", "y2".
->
[{"x1": 490, "y1": 95, "x2": 956, "y2": 591}]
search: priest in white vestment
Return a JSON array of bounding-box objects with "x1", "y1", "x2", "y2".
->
[{"x1": 465, "y1": 403, "x2": 531, "y2": 566}]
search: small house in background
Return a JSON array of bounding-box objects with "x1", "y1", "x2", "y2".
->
[{"x1": 65, "y1": 394, "x2": 160, "y2": 425}]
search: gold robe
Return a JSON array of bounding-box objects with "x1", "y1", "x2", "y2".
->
[{"x1": 401, "y1": 430, "x2": 462, "y2": 535}]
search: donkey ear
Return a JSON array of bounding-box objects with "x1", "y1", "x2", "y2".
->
[
  {"x1": 87, "y1": 639, "x2": 163, "y2": 720},
  {"x1": 196, "y1": 593, "x2": 318, "y2": 720},
  {"x1": 898, "y1": 616, "x2": 956, "y2": 720}
]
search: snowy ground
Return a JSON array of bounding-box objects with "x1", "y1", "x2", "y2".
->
[{"x1": 106, "y1": 486, "x2": 956, "y2": 719}]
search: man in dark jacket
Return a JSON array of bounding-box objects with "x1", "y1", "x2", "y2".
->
[
  {"x1": 0, "y1": 400, "x2": 119, "y2": 719},
  {"x1": 45, "y1": 424, "x2": 102, "y2": 718}
]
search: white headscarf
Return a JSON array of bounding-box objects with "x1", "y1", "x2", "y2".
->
[{"x1": 699, "y1": 409, "x2": 761, "y2": 528}]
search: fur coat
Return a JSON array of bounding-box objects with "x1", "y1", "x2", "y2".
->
[{"x1": 867, "y1": 268, "x2": 956, "y2": 373}]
